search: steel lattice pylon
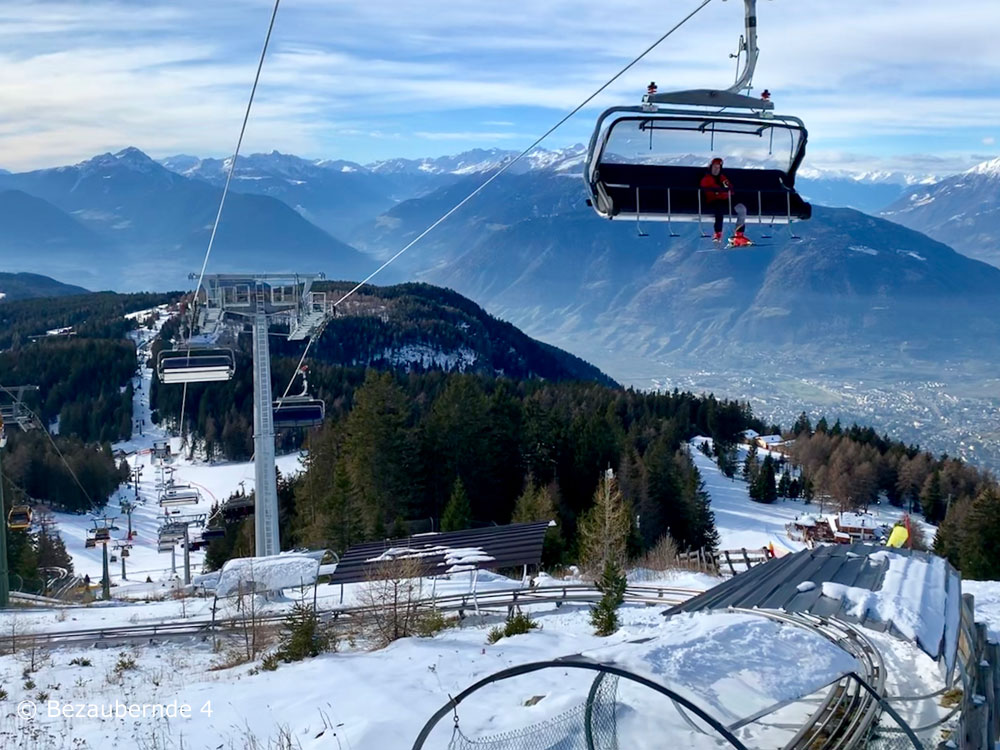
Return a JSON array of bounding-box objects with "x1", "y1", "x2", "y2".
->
[{"x1": 193, "y1": 273, "x2": 330, "y2": 557}]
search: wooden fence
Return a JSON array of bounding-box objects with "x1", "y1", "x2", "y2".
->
[
  {"x1": 674, "y1": 547, "x2": 771, "y2": 576},
  {"x1": 945, "y1": 592, "x2": 1000, "y2": 749}
]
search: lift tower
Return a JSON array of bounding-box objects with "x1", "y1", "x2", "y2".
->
[{"x1": 192, "y1": 274, "x2": 330, "y2": 557}]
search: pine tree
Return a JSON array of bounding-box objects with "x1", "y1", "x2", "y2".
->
[
  {"x1": 777, "y1": 472, "x2": 791, "y2": 499},
  {"x1": 793, "y1": 412, "x2": 812, "y2": 436},
  {"x1": 512, "y1": 479, "x2": 563, "y2": 565},
  {"x1": 958, "y1": 488, "x2": 1000, "y2": 579},
  {"x1": 590, "y1": 558, "x2": 626, "y2": 636},
  {"x1": 578, "y1": 469, "x2": 631, "y2": 577},
  {"x1": 441, "y1": 477, "x2": 472, "y2": 532},
  {"x1": 742, "y1": 444, "x2": 759, "y2": 483},
  {"x1": 920, "y1": 471, "x2": 944, "y2": 522}
]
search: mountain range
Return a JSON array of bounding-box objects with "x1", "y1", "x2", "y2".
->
[
  {"x1": 0, "y1": 272, "x2": 88, "y2": 302},
  {"x1": 0, "y1": 148, "x2": 371, "y2": 290},
  {"x1": 2, "y1": 144, "x2": 999, "y2": 370},
  {"x1": 881, "y1": 158, "x2": 1000, "y2": 267}
]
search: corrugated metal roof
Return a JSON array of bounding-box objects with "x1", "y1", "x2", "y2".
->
[
  {"x1": 668, "y1": 543, "x2": 961, "y2": 666},
  {"x1": 327, "y1": 521, "x2": 551, "y2": 585}
]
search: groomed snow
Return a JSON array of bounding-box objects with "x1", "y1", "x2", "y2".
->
[
  {"x1": 0, "y1": 603, "x2": 856, "y2": 749},
  {"x1": 688, "y1": 437, "x2": 934, "y2": 555},
  {"x1": 820, "y1": 550, "x2": 949, "y2": 657}
]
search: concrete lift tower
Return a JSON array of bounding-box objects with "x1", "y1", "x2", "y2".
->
[{"x1": 179, "y1": 273, "x2": 330, "y2": 557}]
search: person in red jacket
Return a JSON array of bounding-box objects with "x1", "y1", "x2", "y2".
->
[{"x1": 700, "y1": 157, "x2": 751, "y2": 246}]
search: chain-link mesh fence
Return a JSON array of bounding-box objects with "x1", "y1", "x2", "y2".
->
[{"x1": 448, "y1": 674, "x2": 620, "y2": 750}]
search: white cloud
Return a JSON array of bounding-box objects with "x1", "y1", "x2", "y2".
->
[
  {"x1": 984, "y1": 137, "x2": 997, "y2": 145},
  {"x1": 0, "y1": 0, "x2": 997, "y2": 170}
]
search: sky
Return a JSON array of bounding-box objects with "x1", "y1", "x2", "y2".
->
[{"x1": 1, "y1": 0, "x2": 998, "y2": 174}]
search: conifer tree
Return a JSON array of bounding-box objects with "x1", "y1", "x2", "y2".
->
[
  {"x1": 441, "y1": 477, "x2": 472, "y2": 532},
  {"x1": 578, "y1": 469, "x2": 630, "y2": 577},
  {"x1": 742, "y1": 444, "x2": 759, "y2": 483},
  {"x1": 590, "y1": 557, "x2": 626, "y2": 636},
  {"x1": 958, "y1": 488, "x2": 1000, "y2": 579}
]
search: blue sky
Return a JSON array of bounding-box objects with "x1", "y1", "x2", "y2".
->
[{"x1": 1, "y1": 0, "x2": 998, "y2": 174}]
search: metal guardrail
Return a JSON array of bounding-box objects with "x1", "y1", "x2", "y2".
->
[{"x1": 5, "y1": 583, "x2": 701, "y2": 648}]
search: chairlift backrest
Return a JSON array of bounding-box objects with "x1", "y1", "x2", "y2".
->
[
  {"x1": 272, "y1": 396, "x2": 325, "y2": 429},
  {"x1": 157, "y1": 348, "x2": 235, "y2": 384}
]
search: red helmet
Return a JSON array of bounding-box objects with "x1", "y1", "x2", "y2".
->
[{"x1": 710, "y1": 157, "x2": 724, "y2": 166}]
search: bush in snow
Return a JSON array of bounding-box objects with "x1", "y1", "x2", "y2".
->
[
  {"x1": 486, "y1": 612, "x2": 538, "y2": 644},
  {"x1": 590, "y1": 558, "x2": 626, "y2": 637},
  {"x1": 359, "y1": 556, "x2": 425, "y2": 648},
  {"x1": 273, "y1": 602, "x2": 333, "y2": 665}
]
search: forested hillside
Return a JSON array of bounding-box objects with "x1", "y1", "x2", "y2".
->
[
  {"x1": 0, "y1": 291, "x2": 173, "y2": 515},
  {"x1": 150, "y1": 282, "x2": 616, "y2": 457},
  {"x1": 203, "y1": 372, "x2": 766, "y2": 568}
]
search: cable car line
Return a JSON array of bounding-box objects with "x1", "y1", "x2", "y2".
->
[
  {"x1": 173, "y1": 0, "x2": 282, "y2": 435},
  {"x1": 275, "y1": 0, "x2": 717, "y2": 402},
  {"x1": 0, "y1": 384, "x2": 98, "y2": 511}
]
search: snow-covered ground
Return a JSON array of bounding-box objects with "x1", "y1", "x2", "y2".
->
[
  {"x1": 0, "y1": 600, "x2": 873, "y2": 750},
  {"x1": 47, "y1": 308, "x2": 304, "y2": 588},
  {"x1": 689, "y1": 437, "x2": 936, "y2": 554},
  {"x1": 1, "y1": 308, "x2": 997, "y2": 749}
]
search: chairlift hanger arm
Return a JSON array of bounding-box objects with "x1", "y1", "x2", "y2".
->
[{"x1": 726, "y1": 0, "x2": 760, "y2": 94}]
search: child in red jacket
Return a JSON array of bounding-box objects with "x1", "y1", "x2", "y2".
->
[{"x1": 700, "y1": 157, "x2": 751, "y2": 246}]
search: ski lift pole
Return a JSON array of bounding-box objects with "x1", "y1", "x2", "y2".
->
[
  {"x1": 0, "y1": 447, "x2": 9, "y2": 608},
  {"x1": 121, "y1": 550, "x2": 127, "y2": 581},
  {"x1": 101, "y1": 542, "x2": 111, "y2": 600},
  {"x1": 183, "y1": 525, "x2": 191, "y2": 586}
]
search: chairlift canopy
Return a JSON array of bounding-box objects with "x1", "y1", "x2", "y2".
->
[
  {"x1": 272, "y1": 396, "x2": 325, "y2": 429},
  {"x1": 585, "y1": 102, "x2": 811, "y2": 225},
  {"x1": 7, "y1": 505, "x2": 32, "y2": 530}
]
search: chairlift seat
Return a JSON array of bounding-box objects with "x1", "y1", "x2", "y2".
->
[
  {"x1": 221, "y1": 497, "x2": 254, "y2": 520},
  {"x1": 202, "y1": 527, "x2": 226, "y2": 540},
  {"x1": 94, "y1": 528, "x2": 110, "y2": 541},
  {"x1": 595, "y1": 163, "x2": 811, "y2": 222},
  {"x1": 272, "y1": 397, "x2": 325, "y2": 429},
  {"x1": 159, "y1": 488, "x2": 200, "y2": 507},
  {"x1": 7, "y1": 505, "x2": 32, "y2": 530},
  {"x1": 585, "y1": 105, "x2": 811, "y2": 224},
  {"x1": 157, "y1": 349, "x2": 235, "y2": 384}
]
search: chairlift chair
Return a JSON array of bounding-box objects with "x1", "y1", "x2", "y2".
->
[
  {"x1": 272, "y1": 366, "x2": 325, "y2": 428},
  {"x1": 583, "y1": 0, "x2": 811, "y2": 231},
  {"x1": 201, "y1": 527, "x2": 226, "y2": 541},
  {"x1": 93, "y1": 527, "x2": 111, "y2": 543},
  {"x1": 7, "y1": 505, "x2": 31, "y2": 530},
  {"x1": 157, "y1": 541, "x2": 175, "y2": 553},
  {"x1": 156, "y1": 347, "x2": 235, "y2": 384},
  {"x1": 272, "y1": 397, "x2": 326, "y2": 429},
  {"x1": 159, "y1": 487, "x2": 200, "y2": 507},
  {"x1": 85, "y1": 537, "x2": 96, "y2": 549},
  {"x1": 221, "y1": 496, "x2": 254, "y2": 521}
]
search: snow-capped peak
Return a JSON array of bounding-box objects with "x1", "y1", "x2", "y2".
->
[{"x1": 965, "y1": 156, "x2": 1000, "y2": 177}]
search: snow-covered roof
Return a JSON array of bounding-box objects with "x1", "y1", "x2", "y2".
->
[
  {"x1": 838, "y1": 512, "x2": 883, "y2": 530},
  {"x1": 741, "y1": 429, "x2": 760, "y2": 439},
  {"x1": 329, "y1": 521, "x2": 551, "y2": 585},
  {"x1": 756, "y1": 434, "x2": 784, "y2": 444},
  {"x1": 215, "y1": 553, "x2": 320, "y2": 597},
  {"x1": 670, "y1": 544, "x2": 962, "y2": 677}
]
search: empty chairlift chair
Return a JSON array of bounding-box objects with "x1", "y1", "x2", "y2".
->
[
  {"x1": 273, "y1": 367, "x2": 325, "y2": 429},
  {"x1": 159, "y1": 485, "x2": 201, "y2": 507},
  {"x1": 156, "y1": 347, "x2": 235, "y2": 384},
  {"x1": 7, "y1": 505, "x2": 32, "y2": 530}
]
